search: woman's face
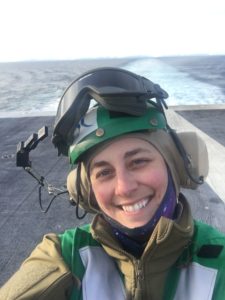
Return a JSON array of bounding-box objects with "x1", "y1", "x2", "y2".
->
[{"x1": 90, "y1": 137, "x2": 168, "y2": 228}]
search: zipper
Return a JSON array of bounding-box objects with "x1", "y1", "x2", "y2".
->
[
  {"x1": 131, "y1": 259, "x2": 144, "y2": 300},
  {"x1": 135, "y1": 260, "x2": 144, "y2": 286}
]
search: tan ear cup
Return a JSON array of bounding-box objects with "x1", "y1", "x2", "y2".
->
[
  {"x1": 177, "y1": 131, "x2": 209, "y2": 189},
  {"x1": 67, "y1": 169, "x2": 78, "y2": 205},
  {"x1": 66, "y1": 166, "x2": 99, "y2": 214}
]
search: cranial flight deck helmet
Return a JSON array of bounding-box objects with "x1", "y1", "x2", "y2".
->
[{"x1": 52, "y1": 67, "x2": 208, "y2": 216}]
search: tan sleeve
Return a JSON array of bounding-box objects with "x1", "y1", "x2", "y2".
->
[{"x1": 0, "y1": 233, "x2": 78, "y2": 300}]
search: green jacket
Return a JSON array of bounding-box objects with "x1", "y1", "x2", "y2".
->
[{"x1": 1, "y1": 196, "x2": 225, "y2": 300}]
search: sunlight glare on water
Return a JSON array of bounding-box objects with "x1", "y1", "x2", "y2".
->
[{"x1": 126, "y1": 58, "x2": 225, "y2": 106}]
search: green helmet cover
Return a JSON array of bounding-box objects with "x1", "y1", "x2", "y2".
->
[{"x1": 69, "y1": 104, "x2": 167, "y2": 164}]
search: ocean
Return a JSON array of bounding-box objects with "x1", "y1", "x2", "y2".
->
[{"x1": 0, "y1": 57, "x2": 224, "y2": 117}]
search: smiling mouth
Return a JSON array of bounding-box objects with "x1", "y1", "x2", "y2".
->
[{"x1": 121, "y1": 198, "x2": 150, "y2": 213}]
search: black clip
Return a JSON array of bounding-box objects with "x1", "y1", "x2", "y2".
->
[{"x1": 16, "y1": 126, "x2": 48, "y2": 168}]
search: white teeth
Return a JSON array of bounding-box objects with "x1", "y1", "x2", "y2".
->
[{"x1": 122, "y1": 198, "x2": 149, "y2": 212}]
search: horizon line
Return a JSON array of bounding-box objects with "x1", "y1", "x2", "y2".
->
[{"x1": 1, "y1": 53, "x2": 225, "y2": 64}]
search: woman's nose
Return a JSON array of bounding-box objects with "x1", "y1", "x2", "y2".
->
[{"x1": 114, "y1": 169, "x2": 138, "y2": 197}]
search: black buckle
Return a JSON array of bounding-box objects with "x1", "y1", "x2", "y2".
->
[{"x1": 16, "y1": 126, "x2": 48, "y2": 169}]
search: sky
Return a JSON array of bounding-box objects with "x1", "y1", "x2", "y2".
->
[{"x1": 0, "y1": 0, "x2": 225, "y2": 62}]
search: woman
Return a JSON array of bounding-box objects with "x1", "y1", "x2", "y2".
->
[{"x1": 1, "y1": 67, "x2": 225, "y2": 299}]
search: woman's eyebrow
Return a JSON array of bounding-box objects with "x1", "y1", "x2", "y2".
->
[
  {"x1": 90, "y1": 148, "x2": 151, "y2": 172},
  {"x1": 90, "y1": 160, "x2": 109, "y2": 172},
  {"x1": 124, "y1": 147, "x2": 151, "y2": 159}
]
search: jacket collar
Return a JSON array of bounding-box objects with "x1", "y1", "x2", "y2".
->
[{"x1": 91, "y1": 194, "x2": 194, "y2": 269}]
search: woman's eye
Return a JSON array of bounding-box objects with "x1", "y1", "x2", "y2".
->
[
  {"x1": 131, "y1": 158, "x2": 150, "y2": 168},
  {"x1": 96, "y1": 168, "x2": 113, "y2": 179}
]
